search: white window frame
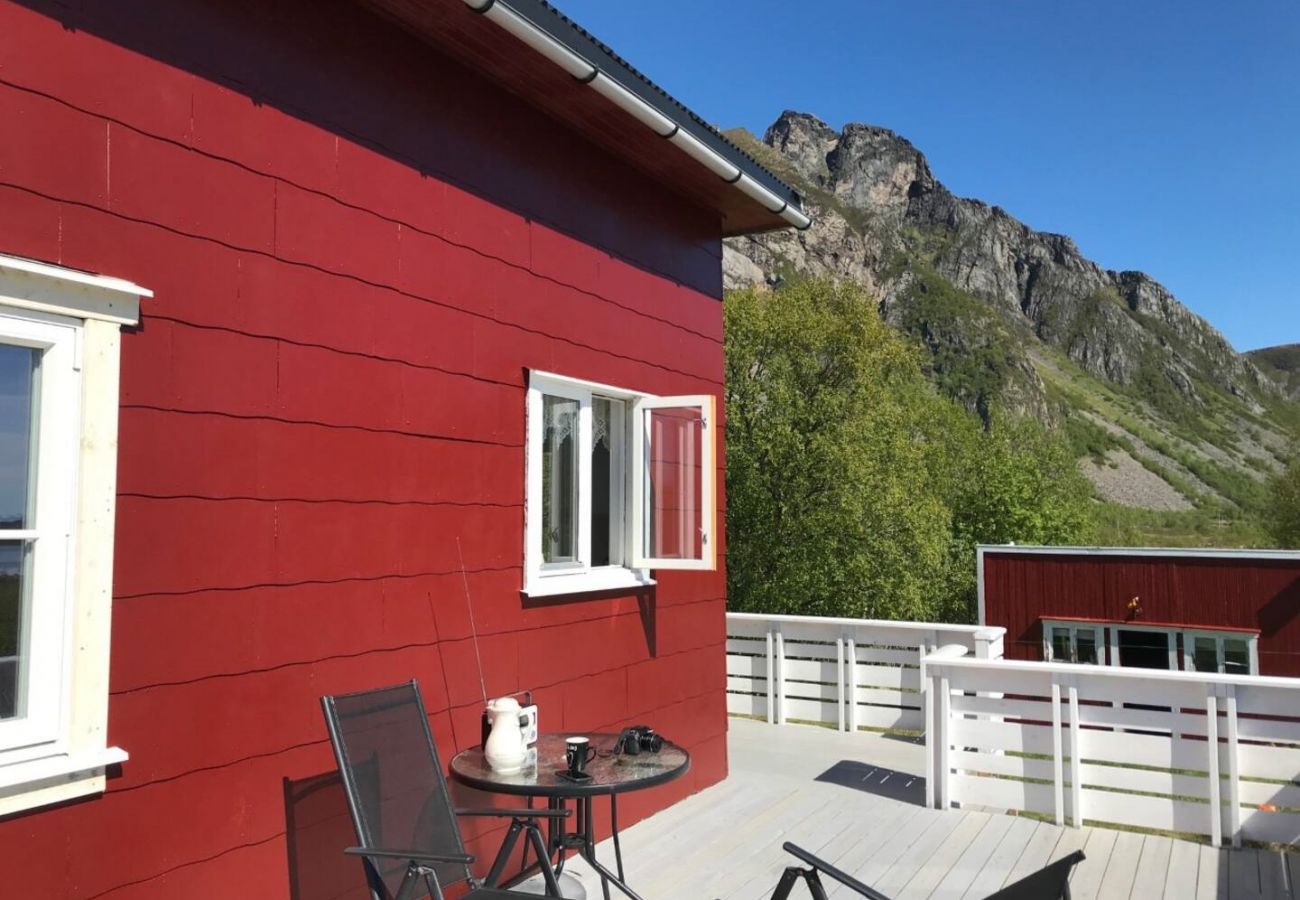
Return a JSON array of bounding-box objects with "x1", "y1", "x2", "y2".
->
[
  {"x1": 630, "y1": 394, "x2": 716, "y2": 571},
  {"x1": 1042, "y1": 620, "x2": 1105, "y2": 665},
  {"x1": 0, "y1": 254, "x2": 149, "y2": 817},
  {"x1": 1105, "y1": 622, "x2": 1179, "y2": 670},
  {"x1": 1181, "y1": 629, "x2": 1259, "y2": 676},
  {"x1": 0, "y1": 312, "x2": 79, "y2": 756},
  {"x1": 524, "y1": 371, "x2": 715, "y2": 597}
]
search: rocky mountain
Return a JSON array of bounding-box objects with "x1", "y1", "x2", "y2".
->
[
  {"x1": 1250, "y1": 344, "x2": 1300, "y2": 401},
  {"x1": 723, "y1": 111, "x2": 1299, "y2": 523}
]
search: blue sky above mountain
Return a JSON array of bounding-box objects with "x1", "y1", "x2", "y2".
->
[{"x1": 556, "y1": 0, "x2": 1300, "y2": 351}]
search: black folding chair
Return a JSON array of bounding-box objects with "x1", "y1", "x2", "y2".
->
[
  {"x1": 321, "y1": 681, "x2": 568, "y2": 900},
  {"x1": 772, "y1": 842, "x2": 1085, "y2": 900}
]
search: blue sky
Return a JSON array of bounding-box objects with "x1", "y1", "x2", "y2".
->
[{"x1": 557, "y1": 0, "x2": 1300, "y2": 352}]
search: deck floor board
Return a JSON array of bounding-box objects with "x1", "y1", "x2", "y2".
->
[{"x1": 546, "y1": 719, "x2": 1294, "y2": 899}]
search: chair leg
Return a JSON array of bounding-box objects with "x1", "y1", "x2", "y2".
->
[
  {"x1": 395, "y1": 863, "x2": 444, "y2": 900},
  {"x1": 772, "y1": 868, "x2": 802, "y2": 900},
  {"x1": 523, "y1": 820, "x2": 563, "y2": 897},
  {"x1": 771, "y1": 866, "x2": 830, "y2": 900},
  {"x1": 485, "y1": 818, "x2": 525, "y2": 887},
  {"x1": 804, "y1": 869, "x2": 829, "y2": 900}
]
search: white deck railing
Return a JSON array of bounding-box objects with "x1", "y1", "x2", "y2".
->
[
  {"x1": 922, "y1": 654, "x2": 1300, "y2": 848},
  {"x1": 725, "y1": 612, "x2": 1006, "y2": 733}
]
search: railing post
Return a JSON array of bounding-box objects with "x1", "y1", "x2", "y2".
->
[
  {"x1": 846, "y1": 634, "x2": 858, "y2": 734},
  {"x1": 1067, "y1": 682, "x2": 1081, "y2": 828},
  {"x1": 765, "y1": 626, "x2": 775, "y2": 725},
  {"x1": 774, "y1": 625, "x2": 786, "y2": 726},
  {"x1": 924, "y1": 669, "x2": 936, "y2": 809},
  {"x1": 1223, "y1": 684, "x2": 1240, "y2": 848},
  {"x1": 1051, "y1": 679, "x2": 1064, "y2": 826},
  {"x1": 836, "y1": 634, "x2": 846, "y2": 733},
  {"x1": 936, "y1": 674, "x2": 951, "y2": 809},
  {"x1": 973, "y1": 628, "x2": 1004, "y2": 661},
  {"x1": 1205, "y1": 686, "x2": 1222, "y2": 846}
]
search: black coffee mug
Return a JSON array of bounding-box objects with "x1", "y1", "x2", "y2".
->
[{"x1": 565, "y1": 736, "x2": 595, "y2": 776}]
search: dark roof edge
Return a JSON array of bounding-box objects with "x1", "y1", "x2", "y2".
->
[{"x1": 463, "y1": 0, "x2": 810, "y2": 231}]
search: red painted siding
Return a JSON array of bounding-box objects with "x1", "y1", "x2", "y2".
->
[
  {"x1": 0, "y1": 1, "x2": 731, "y2": 896},
  {"x1": 982, "y1": 551, "x2": 1300, "y2": 676}
]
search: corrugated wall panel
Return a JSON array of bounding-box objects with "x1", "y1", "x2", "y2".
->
[
  {"x1": 0, "y1": 0, "x2": 730, "y2": 896},
  {"x1": 984, "y1": 551, "x2": 1300, "y2": 675}
]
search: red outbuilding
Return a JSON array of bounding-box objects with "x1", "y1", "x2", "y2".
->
[
  {"x1": 978, "y1": 545, "x2": 1300, "y2": 678},
  {"x1": 0, "y1": 0, "x2": 808, "y2": 896}
]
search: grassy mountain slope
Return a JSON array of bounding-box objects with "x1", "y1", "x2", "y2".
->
[
  {"x1": 1250, "y1": 344, "x2": 1300, "y2": 400},
  {"x1": 722, "y1": 114, "x2": 1300, "y2": 546}
]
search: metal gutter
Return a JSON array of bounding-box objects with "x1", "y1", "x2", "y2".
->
[{"x1": 462, "y1": 0, "x2": 811, "y2": 231}]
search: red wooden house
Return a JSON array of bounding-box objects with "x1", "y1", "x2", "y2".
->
[
  {"x1": 978, "y1": 545, "x2": 1300, "y2": 678},
  {"x1": 0, "y1": 0, "x2": 807, "y2": 896}
]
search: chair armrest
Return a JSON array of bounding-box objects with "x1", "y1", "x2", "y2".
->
[
  {"x1": 345, "y1": 847, "x2": 475, "y2": 865},
  {"x1": 455, "y1": 806, "x2": 572, "y2": 819},
  {"x1": 783, "y1": 842, "x2": 893, "y2": 900}
]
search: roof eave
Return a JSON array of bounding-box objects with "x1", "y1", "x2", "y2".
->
[{"x1": 461, "y1": 0, "x2": 810, "y2": 234}]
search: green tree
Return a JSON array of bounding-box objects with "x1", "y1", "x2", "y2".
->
[
  {"x1": 725, "y1": 278, "x2": 1096, "y2": 623},
  {"x1": 1265, "y1": 457, "x2": 1300, "y2": 548}
]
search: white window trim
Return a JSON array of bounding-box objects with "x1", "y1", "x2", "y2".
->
[
  {"x1": 1043, "y1": 616, "x2": 1261, "y2": 677},
  {"x1": 1101, "y1": 621, "x2": 1179, "y2": 670},
  {"x1": 0, "y1": 254, "x2": 149, "y2": 817},
  {"x1": 523, "y1": 370, "x2": 716, "y2": 597},
  {"x1": 629, "y1": 393, "x2": 716, "y2": 571},
  {"x1": 1042, "y1": 620, "x2": 1105, "y2": 665},
  {"x1": 1180, "y1": 628, "x2": 1259, "y2": 676}
]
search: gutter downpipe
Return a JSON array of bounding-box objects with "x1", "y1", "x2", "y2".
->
[{"x1": 463, "y1": 0, "x2": 812, "y2": 231}]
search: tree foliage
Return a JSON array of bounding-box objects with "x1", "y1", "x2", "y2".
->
[
  {"x1": 1265, "y1": 457, "x2": 1300, "y2": 548},
  {"x1": 724, "y1": 278, "x2": 1096, "y2": 623}
]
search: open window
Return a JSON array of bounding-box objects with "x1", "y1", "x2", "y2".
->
[
  {"x1": 631, "y1": 395, "x2": 715, "y2": 570},
  {"x1": 524, "y1": 372, "x2": 716, "y2": 596}
]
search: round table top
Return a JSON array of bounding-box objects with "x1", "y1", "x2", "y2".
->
[{"x1": 449, "y1": 733, "x2": 690, "y2": 797}]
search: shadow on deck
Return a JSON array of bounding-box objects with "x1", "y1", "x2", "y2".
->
[{"x1": 551, "y1": 718, "x2": 1299, "y2": 900}]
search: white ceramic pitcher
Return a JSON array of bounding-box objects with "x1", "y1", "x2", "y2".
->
[{"x1": 483, "y1": 696, "x2": 529, "y2": 774}]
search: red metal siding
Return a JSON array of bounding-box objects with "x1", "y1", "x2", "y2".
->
[
  {"x1": 0, "y1": 1, "x2": 730, "y2": 896},
  {"x1": 983, "y1": 552, "x2": 1300, "y2": 676}
]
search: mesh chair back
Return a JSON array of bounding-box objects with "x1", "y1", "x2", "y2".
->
[{"x1": 321, "y1": 681, "x2": 471, "y2": 899}]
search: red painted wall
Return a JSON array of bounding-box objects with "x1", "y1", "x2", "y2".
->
[
  {"x1": 982, "y1": 551, "x2": 1300, "y2": 676},
  {"x1": 0, "y1": 1, "x2": 731, "y2": 896}
]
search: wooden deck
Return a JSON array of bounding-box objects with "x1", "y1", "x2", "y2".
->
[{"x1": 553, "y1": 718, "x2": 1299, "y2": 899}]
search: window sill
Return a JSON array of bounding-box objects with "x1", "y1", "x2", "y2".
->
[
  {"x1": 0, "y1": 746, "x2": 127, "y2": 817},
  {"x1": 523, "y1": 567, "x2": 655, "y2": 598}
]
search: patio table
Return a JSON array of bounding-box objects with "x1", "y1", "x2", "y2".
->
[{"x1": 450, "y1": 733, "x2": 690, "y2": 900}]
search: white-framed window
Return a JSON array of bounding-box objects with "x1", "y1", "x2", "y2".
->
[
  {"x1": 524, "y1": 371, "x2": 716, "y2": 597},
  {"x1": 0, "y1": 254, "x2": 149, "y2": 817},
  {"x1": 1042, "y1": 621, "x2": 1104, "y2": 665},
  {"x1": 0, "y1": 312, "x2": 79, "y2": 755},
  {"x1": 1043, "y1": 617, "x2": 1261, "y2": 676},
  {"x1": 1182, "y1": 630, "x2": 1257, "y2": 676}
]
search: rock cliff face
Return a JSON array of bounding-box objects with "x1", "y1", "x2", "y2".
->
[
  {"x1": 1249, "y1": 344, "x2": 1300, "y2": 401},
  {"x1": 724, "y1": 111, "x2": 1297, "y2": 512}
]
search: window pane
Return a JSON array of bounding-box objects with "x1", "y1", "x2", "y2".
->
[
  {"x1": 1191, "y1": 636, "x2": 1219, "y2": 673},
  {"x1": 1117, "y1": 629, "x2": 1171, "y2": 669},
  {"x1": 591, "y1": 397, "x2": 624, "y2": 568},
  {"x1": 541, "y1": 396, "x2": 579, "y2": 565},
  {"x1": 1076, "y1": 629, "x2": 1099, "y2": 665},
  {"x1": 1050, "y1": 627, "x2": 1072, "y2": 663},
  {"x1": 643, "y1": 405, "x2": 704, "y2": 561},
  {"x1": 0, "y1": 541, "x2": 32, "y2": 720},
  {"x1": 0, "y1": 344, "x2": 39, "y2": 529},
  {"x1": 1223, "y1": 639, "x2": 1250, "y2": 675}
]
